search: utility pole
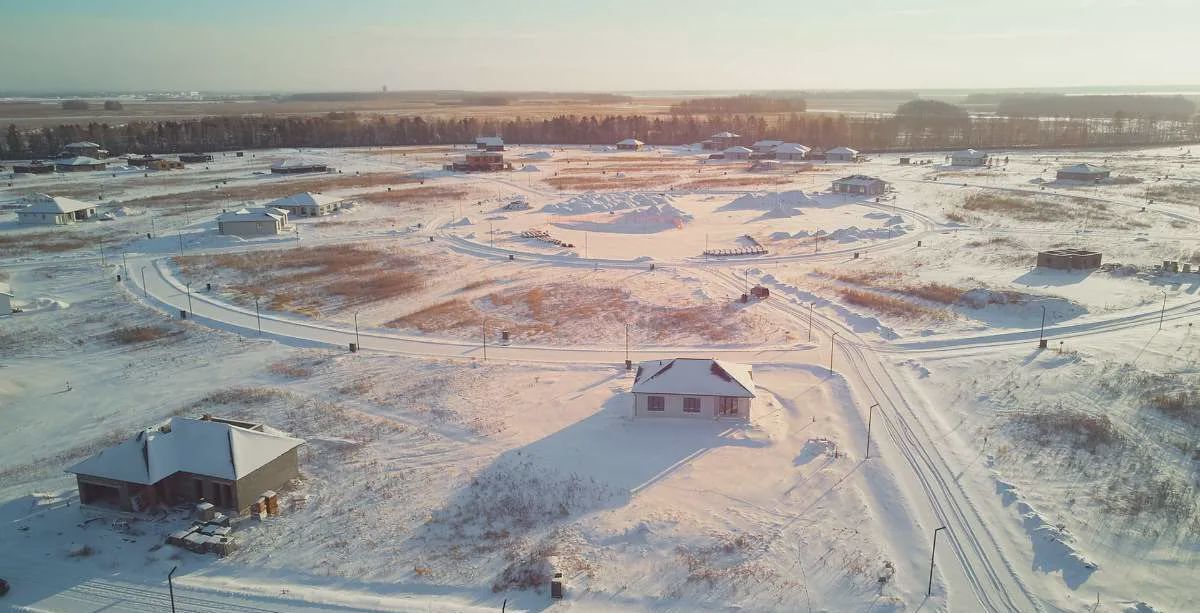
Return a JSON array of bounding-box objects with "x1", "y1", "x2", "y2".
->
[
  {"x1": 584, "y1": 232, "x2": 588, "y2": 259},
  {"x1": 121, "y1": 251, "x2": 128, "y2": 276},
  {"x1": 482, "y1": 317, "x2": 487, "y2": 361},
  {"x1": 177, "y1": 231, "x2": 185, "y2": 257},
  {"x1": 168, "y1": 566, "x2": 178, "y2": 613},
  {"x1": 99, "y1": 242, "x2": 106, "y2": 267},
  {"x1": 808, "y1": 302, "x2": 814, "y2": 342},
  {"x1": 185, "y1": 282, "x2": 193, "y2": 315},
  {"x1": 1159, "y1": 291, "x2": 1168, "y2": 330},
  {"x1": 150, "y1": 213, "x2": 156, "y2": 237},
  {"x1": 829, "y1": 331, "x2": 839, "y2": 374},
  {"x1": 928, "y1": 526, "x2": 947, "y2": 596},
  {"x1": 1038, "y1": 304, "x2": 1047, "y2": 347},
  {"x1": 866, "y1": 403, "x2": 879, "y2": 459},
  {"x1": 254, "y1": 296, "x2": 262, "y2": 335},
  {"x1": 489, "y1": 221, "x2": 494, "y2": 247},
  {"x1": 140, "y1": 266, "x2": 148, "y2": 299},
  {"x1": 625, "y1": 323, "x2": 630, "y2": 364},
  {"x1": 353, "y1": 311, "x2": 361, "y2": 350}
]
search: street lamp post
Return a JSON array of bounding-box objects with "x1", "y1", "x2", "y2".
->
[
  {"x1": 830, "y1": 332, "x2": 839, "y2": 374},
  {"x1": 808, "y1": 302, "x2": 814, "y2": 342},
  {"x1": 177, "y1": 231, "x2": 185, "y2": 257},
  {"x1": 866, "y1": 403, "x2": 879, "y2": 459},
  {"x1": 482, "y1": 317, "x2": 488, "y2": 361},
  {"x1": 625, "y1": 323, "x2": 630, "y2": 365},
  {"x1": 140, "y1": 266, "x2": 148, "y2": 299},
  {"x1": 1038, "y1": 304, "x2": 1047, "y2": 347},
  {"x1": 168, "y1": 565, "x2": 178, "y2": 613},
  {"x1": 1159, "y1": 291, "x2": 1168, "y2": 330},
  {"x1": 185, "y1": 282, "x2": 193, "y2": 315},
  {"x1": 353, "y1": 311, "x2": 361, "y2": 350},
  {"x1": 928, "y1": 526, "x2": 947, "y2": 596},
  {"x1": 254, "y1": 297, "x2": 262, "y2": 336},
  {"x1": 122, "y1": 251, "x2": 128, "y2": 276}
]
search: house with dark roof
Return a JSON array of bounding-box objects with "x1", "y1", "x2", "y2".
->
[
  {"x1": 67, "y1": 415, "x2": 305, "y2": 513},
  {"x1": 833, "y1": 175, "x2": 887, "y2": 197},
  {"x1": 631, "y1": 358, "x2": 755, "y2": 419}
]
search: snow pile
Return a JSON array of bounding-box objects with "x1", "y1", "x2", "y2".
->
[
  {"x1": 503, "y1": 199, "x2": 531, "y2": 211},
  {"x1": 542, "y1": 192, "x2": 673, "y2": 215},
  {"x1": 449, "y1": 217, "x2": 474, "y2": 226},
  {"x1": 720, "y1": 190, "x2": 820, "y2": 213},
  {"x1": 996, "y1": 478, "x2": 1098, "y2": 588},
  {"x1": 518, "y1": 164, "x2": 540, "y2": 172},
  {"x1": 825, "y1": 225, "x2": 907, "y2": 243},
  {"x1": 759, "y1": 273, "x2": 899, "y2": 340},
  {"x1": 552, "y1": 202, "x2": 693, "y2": 234},
  {"x1": 521, "y1": 151, "x2": 553, "y2": 160},
  {"x1": 759, "y1": 200, "x2": 807, "y2": 219},
  {"x1": 769, "y1": 231, "x2": 792, "y2": 240}
]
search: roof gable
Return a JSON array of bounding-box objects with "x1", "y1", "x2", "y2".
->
[{"x1": 632, "y1": 358, "x2": 755, "y2": 398}]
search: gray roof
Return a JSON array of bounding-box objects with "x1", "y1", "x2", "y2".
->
[
  {"x1": 617, "y1": 138, "x2": 644, "y2": 146},
  {"x1": 834, "y1": 174, "x2": 886, "y2": 187},
  {"x1": 267, "y1": 192, "x2": 346, "y2": 209},
  {"x1": 19, "y1": 194, "x2": 95, "y2": 214},
  {"x1": 951, "y1": 149, "x2": 988, "y2": 159},
  {"x1": 1059, "y1": 163, "x2": 1110, "y2": 175},
  {"x1": 54, "y1": 156, "x2": 106, "y2": 166},
  {"x1": 217, "y1": 207, "x2": 288, "y2": 223},
  {"x1": 711, "y1": 131, "x2": 740, "y2": 138},
  {"x1": 826, "y1": 147, "x2": 859, "y2": 155},
  {"x1": 65, "y1": 141, "x2": 100, "y2": 148},
  {"x1": 475, "y1": 136, "x2": 504, "y2": 146},
  {"x1": 632, "y1": 358, "x2": 755, "y2": 398},
  {"x1": 271, "y1": 159, "x2": 326, "y2": 170}
]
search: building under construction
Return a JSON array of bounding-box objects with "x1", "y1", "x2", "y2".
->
[
  {"x1": 1036, "y1": 248, "x2": 1102, "y2": 270},
  {"x1": 445, "y1": 151, "x2": 512, "y2": 172}
]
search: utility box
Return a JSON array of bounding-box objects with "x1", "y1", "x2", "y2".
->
[
  {"x1": 349, "y1": 342, "x2": 358, "y2": 353},
  {"x1": 180, "y1": 310, "x2": 188, "y2": 319},
  {"x1": 550, "y1": 573, "x2": 564, "y2": 599},
  {"x1": 750, "y1": 285, "x2": 770, "y2": 299}
]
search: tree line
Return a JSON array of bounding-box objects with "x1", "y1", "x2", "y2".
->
[
  {"x1": 3, "y1": 109, "x2": 1197, "y2": 160},
  {"x1": 670, "y1": 95, "x2": 808, "y2": 115}
]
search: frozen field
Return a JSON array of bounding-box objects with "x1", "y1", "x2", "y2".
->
[{"x1": 1, "y1": 143, "x2": 1198, "y2": 612}]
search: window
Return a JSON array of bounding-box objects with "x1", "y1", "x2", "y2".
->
[
  {"x1": 719, "y1": 397, "x2": 739, "y2": 415},
  {"x1": 647, "y1": 396, "x2": 665, "y2": 411},
  {"x1": 683, "y1": 397, "x2": 701, "y2": 413}
]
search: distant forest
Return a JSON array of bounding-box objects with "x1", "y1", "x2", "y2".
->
[
  {"x1": 670, "y1": 95, "x2": 808, "y2": 114},
  {"x1": 966, "y1": 93, "x2": 1196, "y2": 119},
  {"x1": 3, "y1": 106, "x2": 1197, "y2": 159}
]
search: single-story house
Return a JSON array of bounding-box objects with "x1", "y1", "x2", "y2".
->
[
  {"x1": 833, "y1": 175, "x2": 888, "y2": 197},
  {"x1": 63, "y1": 141, "x2": 104, "y2": 158},
  {"x1": 267, "y1": 192, "x2": 347, "y2": 217},
  {"x1": 54, "y1": 156, "x2": 108, "y2": 172},
  {"x1": 751, "y1": 139, "x2": 784, "y2": 152},
  {"x1": 723, "y1": 146, "x2": 753, "y2": 161},
  {"x1": 270, "y1": 159, "x2": 329, "y2": 174},
  {"x1": 217, "y1": 207, "x2": 289, "y2": 237},
  {"x1": 475, "y1": 136, "x2": 505, "y2": 151},
  {"x1": 616, "y1": 138, "x2": 644, "y2": 151},
  {"x1": 0, "y1": 282, "x2": 12, "y2": 316},
  {"x1": 825, "y1": 147, "x2": 859, "y2": 162},
  {"x1": 129, "y1": 155, "x2": 183, "y2": 170},
  {"x1": 632, "y1": 358, "x2": 755, "y2": 419},
  {"x1": 127, "y1": 154, "x2": 160, "y2": 167},
  {"x1": 1056, "y1": 163, "x2": 1111, "y2": 182},
  {"x1": 704, "y1": 131, "x2": 741, "y2": 150},
  {"x1": 179, "y1": 153, "x2": 214, "y2": 163},
  {"x1": 950, "y1": 149, "x2": 988, "y2": 167},
  {"x1": 67, "y1": 415, "x2": 305, "y2": 513},
  {"x1": 16, "y1": 195, "x2": 98, "y2": 225},
  {"x1": 12, "y1": 160, "x2": 55, "y2": 174},
  {"x1": 446, "y1": 150, "x2": 512, "y2": 172},
  {"x1": 774, "y1": 143, "x2": 811, "y2": 161}
]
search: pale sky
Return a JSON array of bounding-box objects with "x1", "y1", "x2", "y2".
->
[{"x1": 3, "y1": 0, "x2": 1197, "y2": 93}]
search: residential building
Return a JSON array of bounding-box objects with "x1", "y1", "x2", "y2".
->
[
  {"x1": 631, "y1": 358, "x2": 755, "y2": 419},
  {"x1": 16, "y1": 195, "x2": 97, "y2": 225},
  {"x1": 216, "y1": 207, "x2": 289, "y2": 237},
  {"x1": 267, "y1": 192, "x2": 347, "y2": 217},
  {"x1": 832, "y1": 175, "x2": 887, "y2": 197}
]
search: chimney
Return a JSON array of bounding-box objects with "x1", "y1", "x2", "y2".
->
[{"x1": 201, "y1": 413, "x2": 213, "y2": 421}]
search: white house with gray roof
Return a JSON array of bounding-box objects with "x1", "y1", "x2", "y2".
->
[
  {"x1": 266, "y1": 192, "x2": 347, "y2": 217},
  {"x1": 216, "y1": 207, "x2": 289, "y2": 237},
  {"x1": 16, "y1": 194, "x2": 97, "y2": 225},
  {"x1": 631, "y1": 358, "x2": 755, "y2": 419}
]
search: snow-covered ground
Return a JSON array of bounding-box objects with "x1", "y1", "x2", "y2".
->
[{"x1": 2, "y1": 143, "x2": 1198, "y2": 612}]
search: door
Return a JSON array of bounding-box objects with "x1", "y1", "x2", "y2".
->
[{"x1": 718, "y1": 397, "x2": 739, "y2": 416}]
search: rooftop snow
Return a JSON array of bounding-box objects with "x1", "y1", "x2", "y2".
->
[
  {"x1": 632, "y1": 358, "x2": 755, "y2": 398},
  {"x1": 55, "y1": 156, "x2": 105, "y2": 166},
  {"x1": 724, "y1": 146, "x2": 753, "y2": 153},
  {"x1": 826, "y1": 147, "x2": 859, "y2": 155},
  {"x1": 475, "y1": 136, "x2": 504, "y2": 146},
  {"x1": 20, "y1": 194, "x2": 94, "y2": 214},
  {"x1": 267, "y1": 192, "x2": 346, "y2": 208},
  {"x1": 217, "y1": 207, "x2": 288, "y2": 222},
  {"x1": 271, "y1": 159, "x2": 325, "y2": 170},
  {"x1": 951, "y1": 149, "x2": 988, "y2": 158},
  {"x1": 617, "y1": 138, "x2": 644, "y2": 146},
  {"x1": 67, "y1": 416, "x2": 305, "y2": 485},
  {"x1": 711, "y1": 131, "x2": 740, "y2": 138},
  {"x1": 1059, "y1": 163, "x2": 1110, "y2": 174},
  {"x1": 64, "y1": 141, "x2": 100, "y2": 148}
]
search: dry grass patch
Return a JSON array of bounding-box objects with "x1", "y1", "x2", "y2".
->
[
  {"x1": 838, "y1": 287, "x2": 949, "y2": 320},
  {"x1": 0, "y1": 231, "x2": 93, "y2": 256},
  {"x1": 108, "y1": 325, "x2": 173, "y2": 345},
  {"x1": 176, "y1": 245, "x2": 426, "y2": 316},
  {"x1": 123, "y1": 172, "x2": 419, "y2": 210},
  {"x1": 543, "y1": 174, "x2": 674, "y2": 191},
  {"x1": 1145, "y1": 184, "x2": 1200, "y2": 205},
  {"x1": 386, "y1": 299, "x2": 481, "y2": 332},
  {"x1": 679, "y1": 176, "x2": 793, "y2": 189},
  {"x1": 354, "y1": 186, "x2": 469, "y2": 204}
]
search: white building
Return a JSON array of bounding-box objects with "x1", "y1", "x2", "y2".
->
[
  {"x1": 266, "y1": 192, "x2": 347, "y2": 217},
  {"x1": 53, "y1": 156, "x2": 108, "y2": 172},
  {"x1": 950, "y1": 149, "x2": 988, "y2": 166},
  {"x1": 216, "y1": 207, "x2": 289, "y2": 238},
  {"x1": 774, "y1": 143, "x2": 811, "y2": 161},
  {"x1": 751, "y1": 139, "x2": 784, "y2": 152},
  {"x1": 616, "y1": 138, "x2": 644, "y2": 151},
  {"x1": 0, "y1": 282, "x2": 12, "y2": 316},
  {"x1": 723, "y1": 146, "x2": 753, "y2": 161},
  {"x1": 16, "y1": 195, "x2": 97, "y2": 225},
  {"x1": 631, "y1": 358, "x2": 755, "y2": 419},
  {"x1": 825, "y1": 147, "x2": 859, "y2": 162}
]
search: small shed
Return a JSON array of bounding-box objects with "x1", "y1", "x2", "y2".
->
[
  {"x1": 270, "y1": 159, "x2": 329, "y2": 174},
  {"x1": 832, "y1": 175, "x2": 887, "y2": 197},
  {"x1": 1036, "y1": 248, "x2": 1102, "y2": 270},
  {"x1": 475, "y1": 136, "x2": 505, "y2": 151},
  {"x1": 631, "y1": 358, "x2": 755, "y2": 419},
  {"x1": 179, "y1": 153, "x2": 214, "y2": 163},
  {"x1": 54, "y1": 156, "x2": 108, "y2": 172},
  {"x1": 447, "y1": 150, "x2": 512, "y2": 172},
  {"x1": 16, "y1": 195, "x2": 97, "y2": 225},
  {"x1": 1056, "y1": 163, "x2": 1111, "y2": 182},
  {"x1": 267, "y1": 192, "x2": 347, "y2": 217},
  {"x1": 616, "y1": 138, "x2": 644, "y2": 151},
  {"x1": 723, "y1": 146, "x2": 753, "y2": 161},
  {"x1": 217, "y1": 207, "x2": 289, "y2": 237},
  {"x1": 825, "y1": 146, "x2": 859, "y2": 162},
  {"x1": 950, "y1": 149, "x2": 988, "y2": 167}
]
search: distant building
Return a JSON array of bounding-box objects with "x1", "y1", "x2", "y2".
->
[
  {"x1": 67, "y1": 415, "x2": 305, "y2": 513},
  {"x1": 179, "y1": 153, "x2": 214, "y2": 163},
  {"x1": 0, "y1": 282, "x2": 12, "y2": 316},
  {"x1": 631, "y1": 358, "x2": 755, "y2": 419},
  {"x1": 832, "y1": 175, "x2": 887, "y2": 197},
  {"x1": 950, "y1": 149, "x2": 988, "y2": 167},
  {"x1": 62, "y1": 141, "x2": 104, "y2": 158},
  {"x1": 1056, "y1": 163, "x2": 1111, "y2": 182},
  {"x1": 217, "y1": 207, "x2": 289, "y2": 237},
  {"x1": 446, "y1": 150, "x2": 512, "y2": 172},
  {"x1": 723, "y1": 146, "x2": 753, "y2": 161},
  {"x1": 12, "y1": 160, "x2": 55, "y2": 174},
  {"x1": 54, "y1": 156, "x2": 108, "y2": 172},
  {"x1": 1037, "y1": 248, "x2": 1102, "y2": 271},
  {"x1": 267, "y1": 192, "x2": 347, "y2": 217},
  {"x1": 825, "y1": 147, "x2": 859, "y2": 162},
  {"x1": 129, "y1": 155, "x2": 183, "y2": 170},
  {"x1": 270, "y1": 159, "x2": 329, "y2": 174},
  {"x1": 16, "y1": 195, "x2": 98, "y2": 225},
  {"x1": 702, "y1": 131, "x2": 741, "y2": 150},
  {"x1": 751, "y1": 139, "x2": 784, "y2": 152},
  {"x1": 774, "y1": 143, "x2": 811, "y2": 161},
  {"x1": 616, "y1": 138, "x2": 644, "y2": 151},
  {"x1": 475, "y1": 136, "x2": 505, "y2": 151}
]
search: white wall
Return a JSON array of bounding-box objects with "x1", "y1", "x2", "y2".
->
[
  {"x1": 632, "y1": 392, "x2": 751, "y2": 419},
  {"x1": 219, "y1": 220, "x2": 282, "y2": 237}
]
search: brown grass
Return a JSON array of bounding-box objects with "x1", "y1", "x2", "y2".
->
[
  {"x1": 961, "y1": 193, "x2": 1060, "y2": 222},
  {"x1": 678, "y1": 176, "x2": 793, "y2": 189},
  {"x1": 1145, "y1": 184, "x2": 1200, "y2": 205},
  {"x1": 354, "y1": 186, "x2": 469, "y2": 204},
  {"x1": 386, "y1": 299, "x2": 480, "y2": 332},
  {"x1": 108, "y1": 325, "x2": 173, "y2": 344},
  {"x1": 268, "y1": 360, "x2": 316, "y2": 379},
  {"x1": 176, "y1": 244, "x2": 425, "y2": 316},
  {"x1": 1149, "y1": 391, "x2": 1200, "y2": 426},
  {"x1": 543, "y1": 174, "x2": 674, "y2": 190},
  {"x1": 123, "y1": 172, "x2": 419, "y2": 210},
  {"x1": 838, "y1": 287, "x2": 948, "y2": 320},
  {"x1": 0, "y1": 231, "x2": 92, "y2": 256}
]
